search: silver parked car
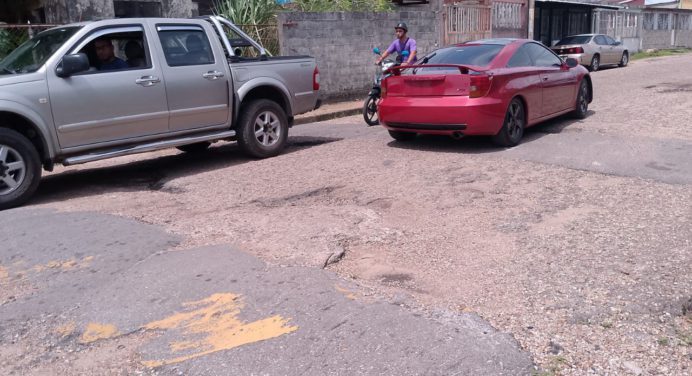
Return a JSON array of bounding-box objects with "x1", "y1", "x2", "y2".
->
[{"x1": 551, "y1": 34, "x2": 629, "y2": 72}]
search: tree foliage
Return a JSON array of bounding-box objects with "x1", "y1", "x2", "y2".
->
[
  {"x1": 293, "y1": 0, "x2": 393, "y2": 12},
  {"x1": 213, "y1": 0, "x2": 279, "y2": 25}
]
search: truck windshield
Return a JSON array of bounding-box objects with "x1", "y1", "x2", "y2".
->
[{"x1": 0, "y1": 26, "x2": 81, "y2": 75}]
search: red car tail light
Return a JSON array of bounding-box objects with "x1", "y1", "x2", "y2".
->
[
  {"x1": 469, "y1": 74, "x2": 492, "y2": 98},
  {"x1": 568, "y1": 47, "x2": 585, "y2": 54},
  {"x1": 313, "y1": 66, "x2": 320, "y2": 91}
]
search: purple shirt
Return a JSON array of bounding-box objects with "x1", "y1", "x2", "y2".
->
[{"x1": 386, "y1": 38, "x2": 417, "y2": 63}]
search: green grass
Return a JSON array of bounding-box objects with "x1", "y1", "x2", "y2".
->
[
  {"x1": 631, "y1": 48, "x2": 692, "y2": 61},
  {"x1": 532, "y1": 356, "x2": 569, "y2": 376},
  {"x1": 679, "y1": 332, "x2": 692, "y2": 347}
]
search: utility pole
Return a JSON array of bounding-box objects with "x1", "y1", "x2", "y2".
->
[{"x1": 528, "y1": 0, "x2": 535, "y2": 40}]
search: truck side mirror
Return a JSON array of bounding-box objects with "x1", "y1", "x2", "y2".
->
[{"x1": 56, "y1": 53, "x2": 90, "y2": 77}]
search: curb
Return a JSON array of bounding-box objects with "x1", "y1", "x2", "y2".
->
[{"x1": 294, "y1": 107, "x2": 362, "y2": 125}]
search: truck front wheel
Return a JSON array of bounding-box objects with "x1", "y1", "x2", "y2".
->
[
  {"x1": 237, "y1": 99, "x2": 289, "y2": 159},
  {"x1": 0, "y1": 128, "x2": 42, "y2": 210}
]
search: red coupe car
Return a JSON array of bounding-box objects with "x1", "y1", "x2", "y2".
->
[{"x1": 378, "y1": 39, "x2": 592, "y2": 146}]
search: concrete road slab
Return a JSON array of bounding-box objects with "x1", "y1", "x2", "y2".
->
[
  {"x1": 0, "y1": 208, "x2": 533, "y2": 375},
  {"x1": 505, "y1": 130, "x2": 692, "y2": 185}
]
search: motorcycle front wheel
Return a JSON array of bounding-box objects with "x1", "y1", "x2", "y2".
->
[{"x1": 363, "y1": 95, "x2": 379, "y2": 126}]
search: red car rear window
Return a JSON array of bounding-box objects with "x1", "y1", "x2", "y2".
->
[{"x1": 420, "y1": 44, "x2": 504, "y2": 66}]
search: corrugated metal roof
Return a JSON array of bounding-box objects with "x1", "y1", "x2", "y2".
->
[{"x1": 535, "y1": 0, "x2": 622, "y2": 9}]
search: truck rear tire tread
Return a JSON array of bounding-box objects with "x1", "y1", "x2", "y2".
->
[{"x1": 0, "y1": 128, "x2": 42, "y2": 210}]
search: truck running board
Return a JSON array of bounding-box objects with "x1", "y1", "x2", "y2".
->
[{"x1": 62, "y1": 130, "x2": 236, "y2": 166}]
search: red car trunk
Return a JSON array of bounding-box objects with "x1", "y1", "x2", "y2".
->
[
  {"x1": 385, "y1": 74, "x2": 472, "y2": 97},
  {"x1": 384, "y1": 65, "x2": 491, "y2": 98}
]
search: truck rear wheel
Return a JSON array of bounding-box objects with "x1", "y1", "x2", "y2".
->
[
  {"x1": 0, "y1": 128, "x2": 42, "y2": 210},
  {"x1": 237, "y1": 99, "x2": 288, "y2": 158}
]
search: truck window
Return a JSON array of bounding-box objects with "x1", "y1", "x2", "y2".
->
[
  {"x1": 157, "y1": 26, "x2": 215, "y2": 66},
  {"x1": 72, "y1": 26, "x2": 149, "y2": 73},
  {"x1": 0, "y1": 26, "x2": 81, "y2": 75}
]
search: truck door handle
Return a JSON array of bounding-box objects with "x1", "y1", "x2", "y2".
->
[
  {"x1": 135, "y1": 76, "x2": 160, "y2": 86},
  {"x1": 203, "y1": 71, "x2": 225, "y2": 80}
]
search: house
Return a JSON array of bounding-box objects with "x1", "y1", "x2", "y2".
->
[
  {"x1": 0, "y1": 0, "x2": 201, "y2": 24},
  {"x1": 645, "y1": 0, "x2": 692, "y2": 8}
]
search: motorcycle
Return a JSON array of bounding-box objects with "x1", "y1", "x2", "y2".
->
[{"x1": 363, "y1": 48, "x2": 408, "y2": 126}]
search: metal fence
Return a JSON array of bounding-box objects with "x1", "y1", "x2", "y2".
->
[
  {"x1": 593, "y1": 8, "x2": 692, "y2": 50},
  {"x1": 444, "y1": 3, "x2": 492, "y2": 44},
  {"x1": 493, "y1": 1, "x2": 523, "y2": 30},
  {"x1": 0, "y1": 24, "x2": 58, "y2": 59},
  {"x1": 593, "y1": 9, "x2": 641, "y2": 39}
]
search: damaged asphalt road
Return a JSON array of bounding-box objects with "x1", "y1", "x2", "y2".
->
[{"x1": 0, "y1": 208, "x2": 533, "y2": 375}]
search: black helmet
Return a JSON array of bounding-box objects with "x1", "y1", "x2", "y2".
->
[{"x1": 394, "y1": 22, "x2": 408, "y2": 32}]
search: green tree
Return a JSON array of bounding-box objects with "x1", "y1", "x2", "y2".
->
[{"x1": 213, "y1": 0, "x2": 280, "y2": 54}]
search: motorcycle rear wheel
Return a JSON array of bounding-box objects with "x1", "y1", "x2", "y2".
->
[{"x1": 363, "y1": 95, "x2": 379, "y2": 126}]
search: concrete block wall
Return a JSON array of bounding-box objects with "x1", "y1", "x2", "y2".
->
[
  {"x1": 277, "y1": 11, "x2": 443, "y2": 101},
  {"x1": 642, "y1": 30, "x2": 673, "y2": 50},
  {"x1": 493, "y1": 28, "x2": 526, "y2": 38},
  {"x1": 43, "y1": 0, "x2": 197, "y2": 23},
  {"x1": 162, "y1": 0, "x2": 197, "y2": 18},
  {"x1": 622, "y1": 37, "x2": 640, "y2": 53},
  {"x1": 44, "y1": 0, "x2": 114, "y2": 23},
  {"x1": 675, "y1": 30, "x2": 692, "y2": 47}
]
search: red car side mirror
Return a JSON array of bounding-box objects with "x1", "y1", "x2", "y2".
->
[{"x1": 564, "y1": 58, "x2": 579, "y2": 69}]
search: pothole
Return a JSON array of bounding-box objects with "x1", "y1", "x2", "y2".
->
[{"x1": 289, "y1": 136, "x2": 341, "y2": 148}]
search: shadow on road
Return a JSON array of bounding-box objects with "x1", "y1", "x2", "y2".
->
[
  {"x1": 31, "y1": 136, "x2": 341, "y2": 205},
  {"x1": 385, "y1": 111, "x2": 595, "y2": 154}
]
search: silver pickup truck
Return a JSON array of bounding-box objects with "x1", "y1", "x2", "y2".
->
[{"x1": 0, "y1": 16, "x2": 320, "y2": 209}]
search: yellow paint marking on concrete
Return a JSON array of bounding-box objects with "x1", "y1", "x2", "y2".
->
[
  {"x1": 335, "y1": 284, "x2": 358, "y2": 300},
  {"x1": 141, "y1": 293, "x2": 298, "y2": 368},
  {"x1": 31, "y1": 256, "x2": 94, "y2": 273},
  {"x1": 80, "y1": 256, "x2": 95, "y2": 266},
  {"x1": 0, "y1": 265, "x2": 8, "y2": 283},
  {"x1": 56, "y1": 322, "x2": 77, "y2": 338},
  {"x1": 79, "y1": 323, "x2": 121, "y2": 344}
]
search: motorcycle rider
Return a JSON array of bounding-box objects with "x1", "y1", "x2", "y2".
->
[{"x1": 375, "y1": 22, "x2": 417, "y2": 66}]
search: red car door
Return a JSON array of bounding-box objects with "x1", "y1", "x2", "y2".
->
[
  {"x1": 504, "y1": 44, "x2": 544, "y2": 122},
  {"x1": 526, "y1": 43, "x2": 578, "y2": 116}
]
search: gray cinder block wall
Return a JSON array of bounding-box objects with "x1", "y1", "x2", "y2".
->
[
  {"x1": 676, "y1": 30, "x2": 692, "y2": 47},
  {"x1": 277, "y1": 11, "x2": 443, "y2": 102},
  {"x1": 43, "y1": 0, "x2": 197, "y2": 23}
]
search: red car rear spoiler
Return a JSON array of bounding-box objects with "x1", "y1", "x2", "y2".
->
[{"x1": 386, "y1": 64, "x2": 487, "y2": 75}]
